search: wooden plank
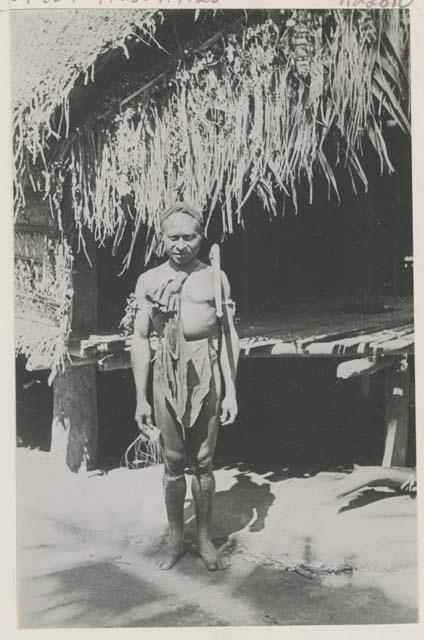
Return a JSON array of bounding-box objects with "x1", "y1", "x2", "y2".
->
[
  {"x1": 360, "y1": 374, "x2": 371, "y2": 399},
  {"x1": 64, "y1": 321, "x2": 414, "y2": 376},
  {"x1": 336, "y1": 356, "x2": 398, "y2": 380},
  {"x1": 297, "y1": 322, "x2": 413, "y2": 350},
  {"x1": 238, "y1": 325, "x2": 400, "y2": 355},
  {"x1": 79, "y1": 333, "x2": 126, "y2": 351},
  {"x1": 270, "y1": 342, "x2": 298, "y2": 356},
  {"x1": 241, "y1": 224, "x2": 252, "y2": 312},
  {"x1": 240, "y1": 338, "x2": 281, "y2": 354},
  {"x1": 382, "y1": 356, "x2": 410, "y2": 467},
  {"x1": 305, "y1": 325, "x2": 414, "y2": 357},
  {"x1": 336, "y1": 357, "x2": 374, "y2": 379},
  {"x1": 367, "y1": 328, "x2": 413, "y2": 350},
  {"x1": 98, "y1": 350, "x2": 131, "y2": 372},
  {"x1": 376, "y1": 334, "x2": 414, "y2": 354},
  {"x1": 336, "y1": 354, "x2": 410, "y2": 381}
]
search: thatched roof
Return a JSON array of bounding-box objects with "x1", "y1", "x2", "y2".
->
[
  {"x1": 62, "y1": 9, "x2": 412, "y2": 267},
  {"x1": 13, "y1": 9, "x2": 410, "y2": 239},
  {"x1": 12, "y1": 9, "x2": 160, "y2": 211},
  {"x1": 12, "y1": 8, "x2": 411, "y2": 374},
  {"x1": 12, "y1": 8, "x2": 161, "y2": 374},
  {"x1": 12, "y1": 10, "x2": 154, "y2": 107}
]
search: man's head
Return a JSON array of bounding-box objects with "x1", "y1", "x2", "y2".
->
[{"x1": 160, "y1": 203, "x2": 203, "y2": 268}]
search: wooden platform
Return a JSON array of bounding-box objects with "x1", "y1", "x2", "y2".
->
[
  {"x1": 70, "y1": 298, "x2": 414, "y2": 375},
  {"x1": 56, "y1": 297, "x2": 416, "y2": 473},
  {"x1": 236, "y1": 297, "x2": 414, "y2": 341}
]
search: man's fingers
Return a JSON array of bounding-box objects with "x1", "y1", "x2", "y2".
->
[
  {"x1": 220, "y1": 400, "x2": 238, "y2": 425},
  {"x1": 136, "y1": 416, "x2": 154, "y2": 437},
  {"x1": 221, "y1": 411, "x2": 236, "y2": 426},
  {"x1": 136, "y1": 421, "x2": 148, "y2": 437},
  {"x1": 220, "y1": 408, "x2": 229, "y2": 424}
]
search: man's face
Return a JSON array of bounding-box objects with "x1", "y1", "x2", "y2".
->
[{"x1": 161, "y1": 213, "x2": 202, "y2": 267}]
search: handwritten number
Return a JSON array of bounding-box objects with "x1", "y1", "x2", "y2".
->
[{"x1": 338, "y1": 0, "x2": 414, "y2": 7}]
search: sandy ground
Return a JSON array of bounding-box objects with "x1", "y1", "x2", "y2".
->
[{"x1": 16, "y1": 448, "x2": 418, "y2": 627}]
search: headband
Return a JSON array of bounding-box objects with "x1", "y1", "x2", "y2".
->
[{"x1": 160, "y1": 202, "x2": 203, "y2": 228}]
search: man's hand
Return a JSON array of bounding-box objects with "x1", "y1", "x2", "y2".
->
[
  {"x1": 135, "y1": 399, "x2": 155, "y2": 437},
  {"x1": 220, "y1": 393, "x2": 238, "y2": 426}
]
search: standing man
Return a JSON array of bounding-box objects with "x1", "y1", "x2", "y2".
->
[{"x1": 131, "y1": 203, "x2": 239, "y2": 571}]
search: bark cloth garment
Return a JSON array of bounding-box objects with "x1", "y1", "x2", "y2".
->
[{"x1": 147, "y1": 271, "x2": 219, "y2": 433}]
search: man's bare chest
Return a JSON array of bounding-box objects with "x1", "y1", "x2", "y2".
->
[
  {"x1": 147, "y1": 268, "x2": 215, "y2": 307},
  {"x1": 180, "y1": 273, "x2": 215, "y2": 306}
]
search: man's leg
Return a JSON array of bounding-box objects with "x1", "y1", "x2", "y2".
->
[
  {"x1": 186, "y1": 364, "x2": 230, "y2": 571},
  {"x1": 154, "y1": 393, "x2": 187, "y2": 570}
]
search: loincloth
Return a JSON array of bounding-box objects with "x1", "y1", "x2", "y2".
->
[
  {"x1": 147, "y1": 271, "x2": 221, "y2": 431},
  {"x1": 153, "y1": 336, "x2": 219, "y2": 430}
]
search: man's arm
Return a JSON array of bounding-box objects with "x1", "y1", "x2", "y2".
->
[
  {"x1": 130, "y1": 275, "x2": 154, "y2": 435},
  {"x1": 219, "y1": 271, "x2": 240, "y2": 426}
]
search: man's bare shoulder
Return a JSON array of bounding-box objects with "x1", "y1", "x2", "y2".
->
[
  {"x1": 203, "y1": 265, "x2": 231, "y2": 291},
  {"x1": 135, "y1": 263, "x2": 170, "y2": 297},
  {"x1": 195, "y1": 261, "x2": 212, "y2": 276},
  {"x1": 192, "y1": 262, "x2": 215, "y2": 287}
]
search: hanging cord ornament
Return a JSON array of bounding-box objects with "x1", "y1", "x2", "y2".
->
[{"x1": 124, "y1": 424, "x2": 163, "y2": 469}]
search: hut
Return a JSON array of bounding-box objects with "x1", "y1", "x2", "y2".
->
[{"x1": 13, "y1": 8, "x2": 414, "y2": 474}]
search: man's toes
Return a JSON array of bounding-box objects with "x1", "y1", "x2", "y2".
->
[
  {"x1": 202, "y1": 554, "x2": 218, "y2": 571},
  {"x1": 155, "y1": 557, "x2": 168, "y2": 570},
  {"x1": 154, "y1": 542, "x2": 185, "y2": 570}
]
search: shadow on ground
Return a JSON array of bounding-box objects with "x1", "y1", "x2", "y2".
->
[
  {"x1": 338, "y1": 488, "x2": 404, "y2": 514},
  {"x1": 233, "y1": 563, "x2": 418, "y2": 626},
  {"x1": 20, "y1": 558, "x2": 218, "y2": 628},
  {"x1": 183, "y1": 473, "x2": 275, "y2": 544},
  {"x1": 20, "y1": 551, "x2": 417, "y2": 628}
]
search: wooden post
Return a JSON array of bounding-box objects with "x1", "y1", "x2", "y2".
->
[
  {"x1": 51, "y1": 364, "x2": 98, "y2": 472},
  {"x1": 51, "y1": 234, "x2": 99, "y2": 472},
  {"x1": 382, "y1": 356, "x2": 410, "y2": 467},
  {"x1": 241, "y1": 210, "x2": 252, "y2": 313},
  {"x1": 359, "y1": 374, "x2": 371, "y2": 399}
]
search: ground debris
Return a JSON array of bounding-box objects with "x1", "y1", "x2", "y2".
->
[
  {"x1": 232, "y1": 542, "x2": 355, "y2": 578},
  {"x1": 113, "y1": 554, "x2": 132, "y2": 566},
  {"x1": 294, "y1": 561, "x2": 354, "y2": 579}
]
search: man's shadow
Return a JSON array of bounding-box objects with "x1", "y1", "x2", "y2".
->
[{"x1": 184, "y1": 473, "x2": 275, "y2": 544}]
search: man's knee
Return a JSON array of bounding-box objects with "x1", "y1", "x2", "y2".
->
[
  {"x1": 164, "y1": 448, "x2": 186, "y2": 477},
  {"x1": 193, "y1": 447, "x2": 213, "y2": 475}
]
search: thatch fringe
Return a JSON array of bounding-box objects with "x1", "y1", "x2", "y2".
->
[
  {"x1": 12, "y1": 9, "x2": 160, "y2": 219},
  {"x1": 55, "y1": 10, "x2": 409, "y2": 267},
  {"x1": 14, "y1": 234, "x2": 73, "y2": 382}
]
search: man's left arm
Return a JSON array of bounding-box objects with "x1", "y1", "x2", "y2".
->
[{"x1": 219, "y1": 271, "x2": 240, "y2": 426}]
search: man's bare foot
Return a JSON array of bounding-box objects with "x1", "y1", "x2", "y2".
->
[
  {"x1": 198, "y1": 539, "x2": 231, "y2": 571},
  {"x1": 155, "y1": 537, "x2": 186, "y2": 570}
]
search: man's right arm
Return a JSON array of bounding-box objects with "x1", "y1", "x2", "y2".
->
[{"x1": 130, "y1": 275, "x2": 154, "y2": 434}]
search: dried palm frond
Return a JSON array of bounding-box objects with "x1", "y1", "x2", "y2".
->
[
  {"x1": 12, "y1": 9, "x2": 160, "y2": 219},
  {"x1": 14, "y1": 234, "x2": 73, "y2": 381},
  {"x1": 58, "y1": 10, "x2": 409, "y2": 266}
]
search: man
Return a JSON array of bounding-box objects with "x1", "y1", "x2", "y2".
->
[{"x1": 131, "y1": 202, "x2": 240, "y2": 571}]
